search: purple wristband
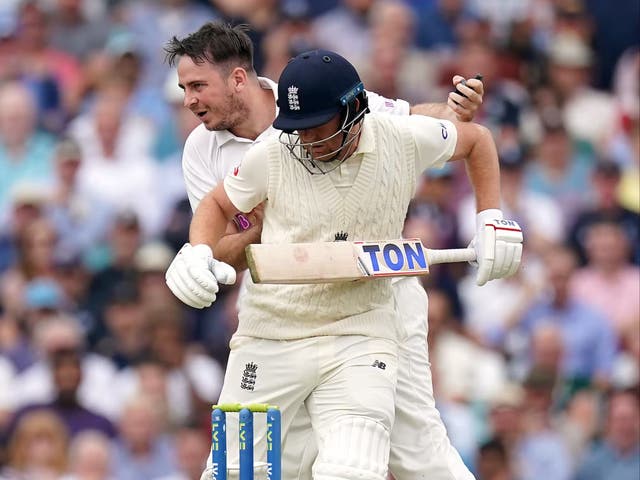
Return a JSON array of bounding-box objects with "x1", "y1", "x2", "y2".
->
[{"x1": 233, "y1": 213, "x2": 252, "y2": 231}]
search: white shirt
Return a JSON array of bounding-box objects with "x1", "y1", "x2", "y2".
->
[
  {"x1": 224, "y1": 114, "x2": 457, "y2": 213},
  {"x1": 181, "y1": 77, "x2": 411, "y2": 212}
]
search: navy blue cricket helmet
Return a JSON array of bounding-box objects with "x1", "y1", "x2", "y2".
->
[
  {"x1": 273, "y1": 49, "x2": 369, "y2": 174},
  {"x1": 273, "y1": 49, "x2": 366, "y2": 133}
]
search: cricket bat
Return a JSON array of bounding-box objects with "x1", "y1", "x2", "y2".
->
[{"x1": 245, "y1": 239, "x2": 476, "y2": 284}]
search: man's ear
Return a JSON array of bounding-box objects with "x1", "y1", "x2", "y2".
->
[{"x1": 229, "y1": 67, "x2": 249, "y2": 92}]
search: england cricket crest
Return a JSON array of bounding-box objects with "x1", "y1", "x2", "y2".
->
[{"x1": 287, "y1": 85, "x2": 300, "y2": 111}]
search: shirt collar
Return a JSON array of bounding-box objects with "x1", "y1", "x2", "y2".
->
[{"x1": 351, "y1": 114, "x2": 375, "y2": 155}]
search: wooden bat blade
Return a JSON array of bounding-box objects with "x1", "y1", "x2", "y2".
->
[
  {"x1": 245, "y1": 239, "x2": 443, "y2": 284},
  {"x1": 246, "y1": 241, "x2": 365, "y2": 284}
]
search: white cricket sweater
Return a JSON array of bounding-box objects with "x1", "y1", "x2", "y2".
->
[{"x1": 236, "y1": 114, "x2": 419, "y2": 341}]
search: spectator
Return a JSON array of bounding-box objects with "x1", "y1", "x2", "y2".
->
[
  {"x1": 121, "y1": 0, "x2": 218, "y2": 92},
  {"x1": 110, "y1": 395, "x2": 179, "y2": 480},
  {"x1": 6, "y1": 347, "x2": 116, "y2": 441},
  {"x1": 86, "y1": 209, "x2": 142, "y2": 339},
  {"x1": 134, "y1": 241, "x2": 181, "y2": 312},
  {"x1": 612, "y1": 320, "x2": 640, "y2": 389},
  {"x1": 61, "y1": 430, "x2": 115, "y2": 480},
  {"x1": 490, "y1": 244, "x2": 617, "y2": 389},
  {"x1": 475, "y1": 437, "x2": 514, "y2": 480},
  {"x1": 428, "y1": 288, "x2": 508, "y2": 404},
  {"x1": 146, "y1": 309, "x2": 224, "y2": 424},
  {"x1": 0, "y1": 82, "x2": 56, "y2": 214},
  {"x1": 516, "y1": 368, "x2": 573, "y2": 480},
  {"x1": 46, "y1": 137, "x2": 113, "y2": 257},
  {"x1": 357, "y1": 0, "x2": 438, "y2": 105},
  {"x1": 414, "y1": 0, "x2": 479, "y2": 51},
  {"x1": 69, "y1": 78, "x2": 162, "y2": 236},
  {"x1": 311, "y1": 0, "x2": 375, "y2": 66},
  {"x1": 1, "y1": 218, "x2": 59, "y2": 318},
  {"x1": 12, "y1": 0, "x2": 84, "y2": 124},
  {"x1": 568, "y1": 159, "x2": 640, "y2": 265},
  {"x1": 2, "y1": 409, "x2": 69, "y2": 480},
  {"x1": 10, "y1": 315, "x2": 118, "y2": 420},
  {"x1": 0, "y1": 182, "x2": 47, "y2": 274},
  {"x1": 524, "y1": 120, "x2": 593, "y2": 225},
  {"x1": 47, "y1": 0, "x2": 112, "y2": 62},
  {"x1": 575, "y1": 389, "x2": 640, "y2": 480},
  {"x1": 546, "y1": 32, "x2": 617, "y2": 151},
  {"x1": 155, "y1": 423, "x2": 210, "y2": 480},
  {"x1": 485, "y1": 384, "x2": 526, "y2": 467},
  {"x1": 94, "y1": 280, "x2": 148, "y2": 370},
  {"x1": 571, "y1": 219, "x2": 640, "y2": 335}
]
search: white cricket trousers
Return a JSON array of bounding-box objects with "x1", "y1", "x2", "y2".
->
[
  {"x1": 201, "y1": 334, "x2": 399, "y2": 480},
  {"x1": 284, "y1": 278, "x2": 476, "y2": 480}
]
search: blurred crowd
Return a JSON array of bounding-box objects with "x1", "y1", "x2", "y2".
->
[{"x1": 0, "y1": 0, "x2": 638, "y2": 479}]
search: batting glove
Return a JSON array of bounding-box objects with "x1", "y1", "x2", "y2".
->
[
  {"x1": 165, "y1": 243, "x2": 236, "y2": 309},
  {"x1": 469, "y1": 209, "x2": 523, "y2": 286}
]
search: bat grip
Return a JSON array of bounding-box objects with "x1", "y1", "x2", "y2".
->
[{"x1": 426, "y1": 248, "x2": 476, "y2": 265}]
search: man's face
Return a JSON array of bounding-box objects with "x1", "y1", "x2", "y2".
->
[
  {"x1": 297, "y1": 114, "x2": 344, "y2": 161},
  {"x1": 177, "y1": 56, "x2": 247, "y2": 132}
]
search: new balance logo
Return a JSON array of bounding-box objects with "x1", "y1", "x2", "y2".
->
[
  {"x1": 241, "y1": 362, "x2": 258, "y2": 391},
  {"x1": 372, "y1": 360, "x2": 386, "y2": 370},
  {"x1": 288, "y1": 86, "x2": 300, "y2": 111}
]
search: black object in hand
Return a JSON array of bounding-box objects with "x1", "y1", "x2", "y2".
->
[{"x1": 452, "y1": 74, "x2": 483, "y2": 102}]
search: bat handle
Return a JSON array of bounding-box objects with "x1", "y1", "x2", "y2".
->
[{"x1": 426, "y1": 248, "x2": 476, "y2": 265}]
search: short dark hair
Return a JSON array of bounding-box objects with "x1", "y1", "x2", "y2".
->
[{"x1": 164, "y1": 21, "x2": 254, "y2": 73}]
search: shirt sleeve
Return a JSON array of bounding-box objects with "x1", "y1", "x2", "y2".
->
[
  {"x1": 366, "y1": 90, "x2": 411, "y2": 116},
  {"x1": 182, "y1": 127, "x2": 218, "y2": 213},
  {"x1": 407, "y1": 116, "x2": 458, "y2": 173},
  {"x1": 223, "y1": 141, "x2": 269, "y2": 213}
]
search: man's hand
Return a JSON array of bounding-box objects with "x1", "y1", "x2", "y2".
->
[
  {"x1": 469, "y1": 210, "x2": 523, "y2": 286},
  {"x1": 165, "y1": 243, "x2": 236, "y2": 309},
  {"x1": 448, "y1": 75, "x2": 484, "y2": 122}
]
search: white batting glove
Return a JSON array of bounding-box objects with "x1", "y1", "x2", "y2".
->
[
  {"x1": 469, "y1": 209, "x2": 523, "y2": 286},
  {"x1": 165, "y1": 243, "x2": 236, "y2": 309}
]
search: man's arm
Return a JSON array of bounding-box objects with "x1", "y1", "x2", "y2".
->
[
  {"x1": 190, "y1": 183, "x2": 242, "y2": 248},
  {"x1": 447, "y1": 120, "x2": 523, "y2": 286},
  {"x1": 410, "y1": 76, "x2": 484, "y2": 122},
  {"x1": 189, "y1": 189, "x2": 262, "y2": 271},
  {"x1": 448, "y1": 121, "x2": 501, "y2": 212}
]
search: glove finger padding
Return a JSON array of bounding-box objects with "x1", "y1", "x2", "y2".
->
[
  {"x1": 475, "y1": 219, "x2": 523, "y2": 285},
  {"x1": 209, "y1": 258, "x2": 237, "y2": 285},
  {"x1": 476, "y1": 223, "x2": 496, "y2": 286}
]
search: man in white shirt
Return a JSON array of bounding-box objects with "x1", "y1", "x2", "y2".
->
[{"x1": 164, "y1": 23, "x2": 520, "y2": 480}]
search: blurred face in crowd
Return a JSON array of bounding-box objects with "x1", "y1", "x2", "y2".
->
[
  {"x1": 174, "y1": 427, "x2": 211, "y2": 478},
  {"x1": 68, "y1": 432, "x2": 112, "y2": 480},
  {"x1": 344, "y1": 0, "x2": 375, "y2": 15},
  {"x1": 531, "y1": 324, "x2": 563, "y2": 372},
  {"x1": 19, "y1": 219, "x2": 57, "y2": 278},
  {"x1": 584, "y1": 222, "x2": 629, "y2": 270},
  {"x1": 52, "y1": 351, "x2": 82, "y2": 402},
  {"x1": 549, "y1": 64, "x2": 590, "y2": 98},
  {"x1": 537, "y1": 128, "x2": 571, "y2": 169},
  {"x1": 178, "y1": 56, "x2": 249, "y2": 132},
  {"x1": 607, "y1": 392, "x2": 640, "y2": 453},
  {"x1": 0, "y1": 82, "x2": 37, "y2": 147},
  {"x1": 94, "y1": 93, "x2": 126, "y2": 157},
  {"x1": 18, "y1": 2, "x2": 49, "y2": 50},
  {"x1": 544, "y1": 246, "x2": 576, "y2": 303},
  {"x1": 120, "y1": 398, "x2": 160, "y2": 452},
  {"x1": 8, "y1": 411, "x2": 68, "y2": 472}
]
